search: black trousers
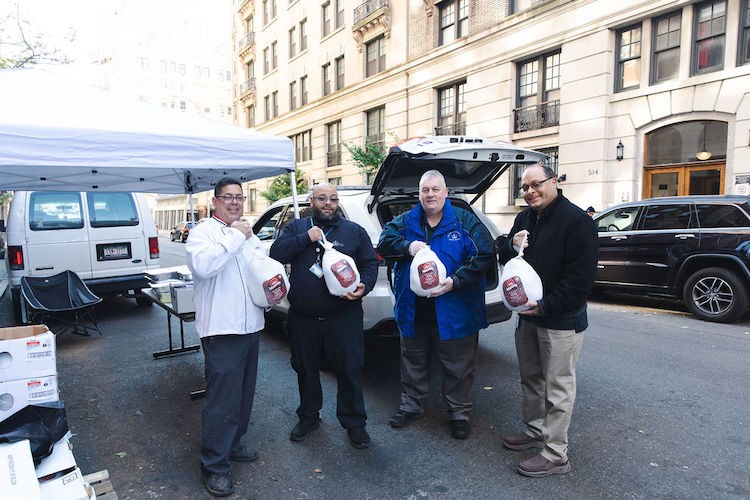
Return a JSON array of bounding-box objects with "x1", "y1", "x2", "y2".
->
[
  {"x1": 288, "y1": 307, "x2": 367, "y2": 429},
  {"x1": 200, "y1": 333, "x2": 259, "y2": 474}
]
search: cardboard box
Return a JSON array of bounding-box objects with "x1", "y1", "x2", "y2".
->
[
  {"x1": 170, "y1": 283, "x2": 195, "y2": 314},
  {"x1": 0, "y1": 325, "x2": 56, "y2": 382},
  {"x1": 36, "y1": 432, "x2": 76, "y2": 480},
  {"x1": 39, "y1": 467, "x2": 93, "y2": 500},
  {"x1": 0, "y1": 375, "x2": 59, "y2": 423},
  {"x1": 0, "y1": 440, "x2": 42, "y2": 499}
]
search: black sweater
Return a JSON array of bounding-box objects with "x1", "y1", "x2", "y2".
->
[
  {"x1": 498, "y1": 192, "x2": 598, "y2": 332},
  {"x1": 270, "y1": 215, "x2": 378, "y2": 317}
]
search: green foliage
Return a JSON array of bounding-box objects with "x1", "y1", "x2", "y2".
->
[
  {"x1": 0, "y1": 4, "x2": 72, "y2": 68},
  {"x1": 260, "y1": 168, "x2": 308, "y2": 203},
  {"x1": 343, "y1": 141, "x2": 388, "y2": 176}
]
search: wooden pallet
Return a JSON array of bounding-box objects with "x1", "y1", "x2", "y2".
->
[{"x1": 83, "y1": 470, "x2": 118, "y2": 500}]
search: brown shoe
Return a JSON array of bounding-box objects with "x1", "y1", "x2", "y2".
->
[
  {"x1": 502, "y1": 433, "x2": 544, "y2": 450},
  {"x1": 517, "y1": 454, "x2": 571, "y2": 477}
]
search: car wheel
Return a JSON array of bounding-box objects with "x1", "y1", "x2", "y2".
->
[{"x1": 683, "y1": 267, "x2": 748, "y2": 323}]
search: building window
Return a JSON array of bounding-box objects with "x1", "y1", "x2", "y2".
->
[
  {"x1": 289, "y1": 81, "x2": 297, "y2": 110},
  {"x1": 439, "y1": 0, "x2": 468, "y2": 46},
  {"x1": 328, "y1": 177, "x2": 342, "y2": 185},
  {"x1": 741, "y1": 0, "x2": 750, "y2": 65},
  {"x1": 327, "y1": 121, "x2": 342, "y2": 166},
  {"x1": 247, "y1": 188, "x2": 257, "y2": 213},
  {"x1": 514, "y1": 50, "x2": 561, "y2": 132},
  {"x1": 263, "y1": 47, "x2": 270, "y2": 75},
  {"x1": 435, "y1": 81, "x2": 466, "y2": 136},
  {"x1": 300, "y1": 19, "x2": 308, "y2": 51},
  {"x1": 292, "y1": 130, "x2": 312, "y2": 162},
  {"x1": 365, "y1": 36, "x2": 386, "y2": 77},
  {"x1": 335, "y1": 0, "x2": 344, "y2": 29},
  {"x1": 246, "y1": 105, "x2": 255, "y2": 128},
  {"x1": 262, "y1": 0, "x2": 269, "y2": 25},
  {"x1": 652, "y1": 11, "x2": 681, "y2": 83},
  {"x1": 289, "y1": 26, "x2": 297, "y2": 58},
  {"x1": 300, "y1": 75, "x2": 308, "y2": 105},
  {"x1": 511, "y1": 147, "x2": 558, "y2": 203},
  {"x1": 366, "y1": 106, "x2": 385, "y2": 146},
  {"x1": 322, "y1": 63, "x2": 331, "y2": 96},
  {"x1": 271, "y1": 41, "x2": 278, "y2": 70},
  {"x1": 693, "y1": 0, "x2": 726, "y2": 75},
  {"x1": 322, "y1": 1, "x2": 332, "y2": 37},
  {"x1": 271, "y1": 0, "x2": 277, "y2": 19},
  {"x1": 616, "y1": 25, "x2": 641, "y2": 91},
  {"x1": 272, "y1": 91, "x2": 278, "y2": 118},
  {"x1": 335, "y1": 55, "x2": 345, "y2": 90},
  {"x1": 264, "y1": 95, "x2": 270, "y2": 121}
]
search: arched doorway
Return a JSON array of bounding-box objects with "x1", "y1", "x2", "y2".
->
[{"x1": 643, "y1": 120, "x2": 726, "y2": 198}]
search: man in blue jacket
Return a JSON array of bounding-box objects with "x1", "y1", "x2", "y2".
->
[
  {"x1": 497, "y1": 163, "x2": 597, "y2": 477},
  {"x1": 377, "y1": 170, "x2": 494, "y2": 439},
  {"x1": 270, "y1": 183, "x2": 378, "y2": 449}
]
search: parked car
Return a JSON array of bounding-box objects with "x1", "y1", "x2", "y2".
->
[
  {"x1": 593, "y1": 195, "x2": 750, "y2": 323},
  {"x1": 170, "y1": 221, "x2": 195, "y2": 242},
  {"x1": 252, "y1": 135, "x2": 547, "y2": 338}
]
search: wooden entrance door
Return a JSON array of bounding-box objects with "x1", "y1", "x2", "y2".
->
[{"x1": 643, "y1": 163, "x2": 724, "y2": 198}]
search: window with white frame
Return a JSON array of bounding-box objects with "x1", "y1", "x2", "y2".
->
[
  {"x1": 289, "y1": 26, "x2": 297, "y2": 58},
  {"x1": 327, "y1": 121, "x2": 342, "y2": 166},
  {"x1": 439, "y1": 0, "x2": 468, "y2": 46},
  {"x1": 300, "y1": 75, "x2": 308, "y2": 105},
  {"x1": 365, "y1": 106, "x2": 385, "y2": 146},
  {"x1": 292, "y1": 130, "x2": 312, "y2": 162},
  {"x1": 289, "y1": 81, "x2": 297, "y2": 110},
  {"x1": 271, "y1": 41, "x2": 278, "y2": 70},
  {"x1": 322, "y1": 63, "x2": 331, "y2": 96},
  {"x1": 335, "y1": 55, "x2": 345, "y2": 90},
  {"x1": 272, "y1": 91, "x2": 278, "y2": 118},
  {"x1": 515, "y1": 50, "x2": 560, "y2": 132},
  {"x1": 263, "y1": 47, "x2": 270, "y2": 75},
  {"x1": 300, "y1": 19, "x2": 308, "y2": 51},
  {"x1": 335, "y1": 0, "x2": 344, "y2": 29},
  {"x1": 616, "y1": 25, "x2": 642, "y2": 91},
  {"x1": 322, "y1": 1, "x2": 332, "y2": 37},
  {"x1": 741, "y1": 0, "x2": 750, "y2": 65},
  {"x1": 692, "y1": 0, "x2": 726, "y2": 75},
  {"x1": 365, "y1": 36, "x2": 386, "y2": 77},
  {"x1": 264, "y1": 95, "x2": 270, "y2": 121},
  {"x1": 652, "y1": 11, "x2": 681, "y2": 83},
  {"x1": 247, "y1": 105, "x2": 255, "y2": 128},
  {"x1": 436, "y1": 81, "x2": 466, "y2": 136}
]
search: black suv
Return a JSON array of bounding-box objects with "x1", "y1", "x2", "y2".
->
[{"x1": 593, "y1": 195, "x2": 750, "y2": 323}]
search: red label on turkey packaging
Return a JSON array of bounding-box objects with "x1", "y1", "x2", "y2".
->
[
  {"x1": 503, "y1": 276, "x2": 528, "y2": 307},
  {"x1": 418, "y1": 261, "x2": 440, "y2": 289},
  {"x1": 331, "y1": 259, "x2": 356, "y2": 287},
  {"x1": 263, "y1": 274, "x2": 287, "y2": 304}
]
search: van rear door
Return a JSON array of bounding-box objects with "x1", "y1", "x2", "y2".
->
[
  {"x1": 24, "y1": 191, "x2": 93, "y2": 278},
  {"x1": 85, "y1": 192, "x2": 148, "y2": 279}
]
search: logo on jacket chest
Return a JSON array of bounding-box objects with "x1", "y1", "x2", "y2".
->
[
  {"x1": 447, "y1": 231, "x2": 461, "y2": 242},
  {"x1": 329, "y1": 239, "x2": 344, "y2": 248}
]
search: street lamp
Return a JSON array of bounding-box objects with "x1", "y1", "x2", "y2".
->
[{"x1": 616, "y1": 141, "x2": 624, "y2": 161}]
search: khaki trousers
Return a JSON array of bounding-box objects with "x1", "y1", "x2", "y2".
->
[{"x1": 514, "y1": 318, "x2": 584, "y2": 463}]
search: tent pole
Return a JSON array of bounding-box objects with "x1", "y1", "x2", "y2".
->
[
  {"x1": 290, "y1": 169, "x2": 300, "y2": 219},
  {"x1": 189, "y1": 193, "x2": 195, "y2": 223}
]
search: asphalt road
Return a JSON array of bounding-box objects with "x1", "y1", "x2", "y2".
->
[{"x1": 3, "y1": 236, "x2": 748, "y2": 499}]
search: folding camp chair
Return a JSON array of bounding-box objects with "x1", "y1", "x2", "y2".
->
[{"x1": 20, "y1": 270, "x2": 103, "y2": 336}]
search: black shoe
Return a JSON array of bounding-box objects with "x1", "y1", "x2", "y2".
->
[
  {"x1": 290, "y1": 416, "x2": 320, "y2": 442},
  {"x1": 389, "y1": 409, "x2": 423, "y2": 428},
  {"x1": 347, "y1": 426, "x2": 371, "y2": 449},
  {"x1": 229, "y1": 445, "x2": 259, "y2": 462},
  {"x1": 201, "y1": 471, "x2": 233, "y2": 497},
  {"x1": 450, "y1": 419, "x2": 470, "y2": 439}
]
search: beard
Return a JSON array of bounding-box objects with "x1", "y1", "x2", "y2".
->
[{"x1": 313, "y1": 204, "x2": 338, "y2": 223}]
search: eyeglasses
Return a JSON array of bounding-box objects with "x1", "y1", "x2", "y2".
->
[
  {"x1": 313, "y1": 195, "x2": 339, "y2": 203},
  {"x1": 217, "y1": 194, "x2": 246, "y2": 203},
  {"x1": 520, "y1": 176, "x2": 555, "y2": 193}
]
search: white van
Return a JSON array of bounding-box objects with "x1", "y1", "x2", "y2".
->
[{"x1": 2, "y1": 191, "x2": 160, "y2": 320}]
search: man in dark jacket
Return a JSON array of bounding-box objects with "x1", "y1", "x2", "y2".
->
[
  {"x1": 497, "y1": 163, "x2": 598, "y2": 477},
  {"x1": 378, "y1": 170, "x2": 495, "y2": 440},
  {"x1": 270, "y1": 183, "x2": 378, "y2": 449}
]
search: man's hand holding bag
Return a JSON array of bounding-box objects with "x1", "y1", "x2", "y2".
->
[{"x1": 500, "y1": 233, "x2": 543, "y2": 312}]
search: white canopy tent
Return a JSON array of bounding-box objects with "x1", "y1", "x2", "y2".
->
[{"x1": 0, "y1": 68, "x2": 296, "y2": 202}]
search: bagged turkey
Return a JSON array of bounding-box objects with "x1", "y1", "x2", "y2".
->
[
  {"x1": 320, "y1": 234, "x2": 360, "y2": 296},
  {"x1": 409, "y1": 245, "x2": 447, "y2": 297},
  {"x1": 247, "y1": 236, "x2": 290, "y2": 308},
  {"x1": 500, "y1": 234, "x2": 543, "y2": 311}
]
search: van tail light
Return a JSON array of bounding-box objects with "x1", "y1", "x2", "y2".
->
[
  {"x1": 374, "y1": 246, "x2": 387, "y2": 267},
  {"x1": 8, "y1": 246, "x2": 24, "y2": 270},
  {"x1": 149, "y1": 237, "x2": 160, "y2": 259}
]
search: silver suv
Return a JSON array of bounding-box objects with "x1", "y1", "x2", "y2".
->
[{"x1": 252, "y1": 135, "x2": 547, "y2": 338}]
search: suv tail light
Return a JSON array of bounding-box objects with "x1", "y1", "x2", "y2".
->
[
  {"x1": 149, "y1": 237, "x2": 160, "y2": 259},
  {"x1": 8, "y1": 246, "x2": 24, "y2": 270},
  {"x1": 374, "y1": 246, "x2": 387, "y2": 267}
]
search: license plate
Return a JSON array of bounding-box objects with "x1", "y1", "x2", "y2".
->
[{"x1": 97, "y1": 242, "x2": 132, "y2": 261}]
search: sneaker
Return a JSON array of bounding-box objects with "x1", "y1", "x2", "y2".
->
[
  {"x1": 389, "y1": 409, "x2": 423, "y2": 428},
  {"x1": 347, "y1": 426, "x2": 371, "y2": 449},
  {"x1": 517, "y1": 454, "x2": 571, "y2": 477},
  {"x1": 502, "y1": 433, "x2": 544, "y2": 450},
  {"x1": 229, "y1": 445, "x2": 259, "y2": 462},
  {"x1": 290, "y1": 416, "x2": 320, "y2": 442},
  {"x1": 201, "y1": 471, "x2": 233, "y2": 497},
  {"x1": 450, "y1": 419, "x2": 470, "y2": 439}
]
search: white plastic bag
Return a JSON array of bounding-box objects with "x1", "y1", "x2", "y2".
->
[
  {"x1": 410, "y1": 245, "x2": 447, "y2": 297},
  {"x1": 320, "y1": 234, "x2": 360, "y2": 296},
  {"x1": 500, "y1": 234, "x2": 543, "y2": 311},
  {"x1": 247, "y1": 238, "x2": 290, "y2": 308}
]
